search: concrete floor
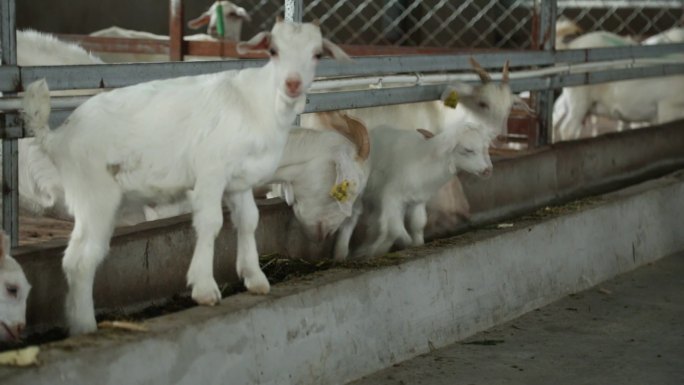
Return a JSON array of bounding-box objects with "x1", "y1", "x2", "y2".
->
[{"x1": 350, "y1": 252, "x2": 684, "y2": 385}]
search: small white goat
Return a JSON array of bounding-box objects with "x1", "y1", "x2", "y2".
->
[
  {"x1": 90, "y1": 1, "x2": 250, "y2": 63},
  {"x1": 0, "y1": 231, "x2": 30, "y2": 343},
  {"x1": 22, "y1": 21, "x2": 349, "y2": 335},
  {"x1": 352, "y1": 117, "x2": 494, "y2": 259}
]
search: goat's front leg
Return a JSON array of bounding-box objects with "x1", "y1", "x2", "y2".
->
[
  {"x1": 406, "y1": 202, "x2": 427, "y2": 247},
  {"x1": 226, "y1": 190, "x2": 270, "y2": 294},
  {"x1": 186, "y1": 178, "x2": 227, "y2": 306}
]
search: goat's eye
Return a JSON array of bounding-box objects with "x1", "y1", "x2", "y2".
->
[
  {"x1": 314, "y1": 52, "x2": 323, "y2": 60},
  {"x1": 269, "y1": 48, "x2": 278, "y2": 57},
  {"x1": 463, "y1": 148, "x2": 476, "y2": 155},
  {"x1": 5, "y1": 284, "x2": 18, "y2": 298},
  {"x1": 478, "y1": 101, "x2": 489, "y2": 109}
]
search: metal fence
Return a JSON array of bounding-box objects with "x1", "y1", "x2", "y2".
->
[
  {"x1": 1, "y1": 0, "x2": 684, "y2": 245},
  {"x1": 240, "y1": 0, "x2": 683, "y2": 49}
]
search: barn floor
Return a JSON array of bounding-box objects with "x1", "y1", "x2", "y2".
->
[{"x1": 350, "y1": 251, "x2": 684, "y2": 385}]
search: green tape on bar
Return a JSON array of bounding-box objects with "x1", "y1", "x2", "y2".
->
[{"x1": 215, "y1": 3, "x2": 225, "y2": 38}]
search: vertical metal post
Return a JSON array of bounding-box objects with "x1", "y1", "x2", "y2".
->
[
  {"x1": 285, "y1": 0, "x2": 304, "y2": 125},
  {"x1": 169, "y1": 0, "x2": 184, "y2": 61},
  {"x1": 534, "y1": 0, "x2": 557, "y2": 146},
  {"x1": 284, "y1": 0, "x2": 303, "y2": 22},
  {"x1": 0, "y1": 0, "x2": 18, "y2": 246}
]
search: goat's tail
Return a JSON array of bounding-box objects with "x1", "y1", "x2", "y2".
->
[{"x1": 21, "y1": 79, "x2": 52, "y2": 147}]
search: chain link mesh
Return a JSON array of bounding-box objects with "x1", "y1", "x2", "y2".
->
[{"x1": 237, "y1": 0, "x2": 683, "y2": 49}]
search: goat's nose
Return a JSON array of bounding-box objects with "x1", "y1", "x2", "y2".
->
[
  {"x1": 480, "y1": 167, "x2": 493, "y2": 179},
  {"x1": 15, "y1": 323, "x2": 25, "y2": 336},
  {"x1": 285, "y1": 76, "x2": 302, "y2": 95}
]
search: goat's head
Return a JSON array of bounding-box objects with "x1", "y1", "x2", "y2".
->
[
  {"x1": 555, "y1": 17, "x2": 584, "y2": 48},
  {"x1": 441, "y1": 58, "x2": 530, "y2": 140},
  {"x1": 434, "y1": 125, "x2": 493, "y2": 179},
  {"x1": 237, "y1": 20, "x2": 350, "y2": 102},
  {"x1": 0, "y1": 231, "x2": 30, "y2": 344},
  {"x1": 188, "y1": 1, "x2": 251, "y2": 40}
]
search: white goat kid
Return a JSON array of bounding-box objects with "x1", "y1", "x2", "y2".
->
[
  {"x1": 0, "y1": 231, "x2": 30, "y2": 343},
  {"x1": 353, "y1": 120, "x2": 493, "y2": 259},
  {"x1": 22, "y1": 21, "x2": 349, "y2": 335}
]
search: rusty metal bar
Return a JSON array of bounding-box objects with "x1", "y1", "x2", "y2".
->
[{"x1": 169, "y1": 0, "x2": 184, "y2": 61}]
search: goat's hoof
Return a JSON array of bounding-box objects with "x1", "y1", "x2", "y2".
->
[
  {"x1": 244, "y1": 271, "x2": 270, "y2": 295},
  {"x1": 68, "y1": 317, "x2": 97, "y2": 336},
  {"x1": 191, "y1": 279, "x2": 221, "y2": 306}
]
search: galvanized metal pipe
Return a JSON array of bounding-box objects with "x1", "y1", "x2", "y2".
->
[{"x1": 0, "y1": 0, "x2": 18, "y2": 245}]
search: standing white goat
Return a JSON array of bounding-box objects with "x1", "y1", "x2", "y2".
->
[
  {"x1": 0, "y1": 231, "x2": 30, "y2": 343},
  {"x1": 352, "y1": 118, "x2": 494, "y2": 259},
  {"x1": 22, "y1": 20, "x2": 349, "y2": 335}
]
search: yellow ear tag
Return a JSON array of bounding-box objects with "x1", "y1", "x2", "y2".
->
[
  {"x1": 330, "y1": 180, "x2": 352, "y2": 203},
  {"x1": 443, "y1": 91, "x2": 459, "y2": 109}
]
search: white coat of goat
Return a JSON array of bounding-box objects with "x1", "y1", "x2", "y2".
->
[
  {"x1": 22, "y1": 21, "x2": 349, "y2": 335},
  {"x1": 0, "y1": 231, "x2": 30, "y2": 343}
]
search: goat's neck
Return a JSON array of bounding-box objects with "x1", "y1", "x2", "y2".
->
[{"x1": 236, "y1": 62, "x2": 305, "y2": 130}]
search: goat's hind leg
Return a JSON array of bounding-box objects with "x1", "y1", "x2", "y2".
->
[
  {"x1": 62, "y1": 178, "x2": 121, "y2": 335},
  {"x1": 226, "y1": 190, "x2": 270, "y2": 294}
]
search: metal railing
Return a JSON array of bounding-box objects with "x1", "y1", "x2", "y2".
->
[{"x1": 1, "y1": 0, "x2": 684, "y2": 246}]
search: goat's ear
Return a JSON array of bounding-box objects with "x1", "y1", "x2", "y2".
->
[
  {"x1": 441, "y1": 82, "x2": 475, "y2": 109},
  {"x1": 322, "y1": 38, "x2": 352, "y2": 62},
  {"x1": 236, "y1": 31, "x2": 272, "y2": 54},
  {"x1": 228, "y1": 7, "x2": 251, "y2": 22},
  {"x1": 187, "y1": 13, "x2": 211, "y2": 30},
  {"x1": 512, "y1": 95, "x2": 536, "y2": 117},
  {"x1": 416, "y1": 128, "x2": 435, "y2": 139}
]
